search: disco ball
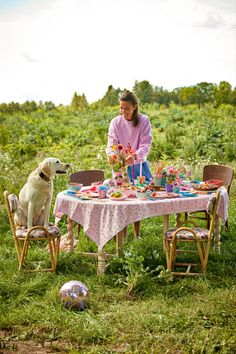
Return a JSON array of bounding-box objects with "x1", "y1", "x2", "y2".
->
[{"x1": 59, "y1": 280, "x2": 90, "y2": 311}]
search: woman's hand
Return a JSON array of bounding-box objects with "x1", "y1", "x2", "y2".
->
[{"x1": 126, "y1": 154, "x2": 136, "y2": 166}]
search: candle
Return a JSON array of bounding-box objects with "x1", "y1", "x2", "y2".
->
[
  {"x1": 140, "y1": 161, "x2": 142, "y2": 177},
  {"x1": 132, "y1": 164, "x2": 135, "y2": 185}
]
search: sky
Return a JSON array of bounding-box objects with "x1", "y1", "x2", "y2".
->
[{"x1": 0, "y1": 0, "x2": 236, "y2": 105}]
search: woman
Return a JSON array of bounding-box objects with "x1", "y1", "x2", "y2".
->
[{"x1": 106, "y1": 90, "x2": 152, "y2": 182}]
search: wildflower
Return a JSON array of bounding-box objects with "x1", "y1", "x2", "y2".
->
[{"x1": 108, "y1": 144, "x2": 134, "y2": 172}]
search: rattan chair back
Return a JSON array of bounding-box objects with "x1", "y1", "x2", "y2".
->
[{"x1": 4, "y1": 191, "x2": 60, "y2": 272}]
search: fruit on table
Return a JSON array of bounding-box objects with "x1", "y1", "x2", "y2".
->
[
  {"x1": 111, "y1": 192, "x2": 123, "y2": 198},
  {"x1": 151, "y1": 192, "x2": 158, "y2": 197}
]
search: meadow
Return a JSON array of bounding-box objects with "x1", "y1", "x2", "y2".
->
[{"x1": 0, "y1": 103, "x2": 236, "y2": 353}]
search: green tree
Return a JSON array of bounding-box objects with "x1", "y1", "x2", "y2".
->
[
  {"x1": 195, "y1": 82, "x2": 217, "y2": 105},
  {"x1": 101, "y1": 85, "x2": 121, "y2": 106},
  {"x1": 216, "y1": 81, "x2": 232, "y2": 106},
  {"x1": 175, "y1": 86, "x2": 198, "y2": 105},
  {"x1": 133, "y1": 80, "x2": 154, "y2": 104},
  {"x1": 71, "y1": 92, "x2": 89, "y2": 110},
  {"x1": 230, "y1": 87, "x2": 236, "y2": 105},
  {"x1": 44, "y1": 101, "x2": 56, "y2": 111},
  {"x1": 153, "y1": 86, "x2": 172, "y2": 106},
  {"x1": 21, "y1": 100, "x2": 38, "y2": 113}
]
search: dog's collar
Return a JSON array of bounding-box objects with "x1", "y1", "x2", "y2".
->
[{"x1": 39, "y1": 171, "x2": 51, "y2": 183}]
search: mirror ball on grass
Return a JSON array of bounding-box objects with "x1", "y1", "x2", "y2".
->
[{"x1": 59, "y1": 280, "x2": 90, "y2": 311}]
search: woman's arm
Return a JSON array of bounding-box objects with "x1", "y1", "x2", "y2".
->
[{"x1": 106, "y1": 119, "x2": 118, "y2": 156}]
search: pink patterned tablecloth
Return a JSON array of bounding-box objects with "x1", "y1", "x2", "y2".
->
[{"x1": 54, "y1": 192, "x2": 228, "y2": 248}]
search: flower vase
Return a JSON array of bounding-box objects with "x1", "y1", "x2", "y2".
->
[
  {"x1": 166, "y1": 183, "x2": 173, "y2": 193},
  {"x1": 112, "y1": 171, "x2": 124, "y2": 186}
]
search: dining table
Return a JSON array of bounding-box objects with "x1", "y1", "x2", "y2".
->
[{"x1": 53, "y1": 190, "x2": 229, "y2": 275}]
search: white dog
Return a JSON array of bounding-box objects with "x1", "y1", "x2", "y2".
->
[{"x1": 14, "y1": 158, "x2": 70, "y2": 229}]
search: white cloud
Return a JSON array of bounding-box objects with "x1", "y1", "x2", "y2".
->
[{"x1": 0, "y1": 0, "x2": 235, "y2": 104}]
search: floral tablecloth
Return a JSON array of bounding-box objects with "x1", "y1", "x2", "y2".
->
[{"x1": 54, "y1": 192, "x2": 229, "y2": 249}]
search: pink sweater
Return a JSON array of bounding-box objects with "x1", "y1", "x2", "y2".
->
[{"x1": 106, "y1": 113, "x2": 152, "y2": 165}]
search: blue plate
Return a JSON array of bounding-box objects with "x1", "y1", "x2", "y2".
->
[
  {"x1": 179, "y1": 191, "x2": 198, "y2": 197},
  {"x1": 65, "y1": 190, "x2": 76, "y2": 195}
]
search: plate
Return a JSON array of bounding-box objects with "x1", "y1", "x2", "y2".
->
[
  {"x1": 79, "y1": 195, "x2": 91, "y2": 200},
  {"x1": 65, "y1": 190, "x2": 76, "y2": 195},
  {"x1": 109, "y1": 195, "x2": 127, "y2": 201},
  {"x1": 149, "y1": 192, "x2": 180, "y2": 199},
  {"x1": 179, "y1": 191, "x2": 198, "y2": 197},
  {"x1": 81, "y1": 192, "x2": 99, "y2": 198}
]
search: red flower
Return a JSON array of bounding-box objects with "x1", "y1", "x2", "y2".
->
[{"x1": 117, "y1": 144, "x2": 123, "y2": 151}]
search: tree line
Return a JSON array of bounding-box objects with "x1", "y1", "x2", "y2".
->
[
  {"x1": 100, "y1": 80, "x2": 236, "y2": 107},
  {"x1": 0, "y1": 80, "x2": 235, "y2": 113}
]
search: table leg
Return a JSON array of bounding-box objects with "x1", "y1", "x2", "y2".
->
[
  {"x1": 134, "y1": 221, "x2": 140, "y2": 238},
  {"x1": 116, "y1": 228, "x2": 126, "y2": 255},
  {"x1": 97, "y1": 247, "x2": 106, "y2": 275},
  {"x1": 163, "y1": 215, "x2": 170, "y2": 233},
  {"x1": 66, "y1": 216, "x2": 75, "y2": 252},
  {"x1": 176, "y1": 213, "x2": 181, "y2": 228},
  {"x1": 163, "y1": 215, "x2": 170, "y2": 250}
]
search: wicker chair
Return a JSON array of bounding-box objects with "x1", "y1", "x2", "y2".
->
[
  {"x1": 70, "y1": 170, "x2": 105, "y2": 186},
  {"x1": 164, "y1": 189, "x2": 221, "y2": 276},
  {"x1": 4, "y1": 191, "x2": 61, "y2": 272},
  {"x1": 185, "y1": 164, "x2": 234, "y2": 228}
]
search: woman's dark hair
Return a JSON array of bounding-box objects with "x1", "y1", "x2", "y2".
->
[{"x1": 119, "y1": 90, "x2": 139, "y2": 127}]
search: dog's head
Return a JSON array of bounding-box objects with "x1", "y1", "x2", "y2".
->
[{"x1": 40, "y1": 158, "x2": 70, "y2": 178}]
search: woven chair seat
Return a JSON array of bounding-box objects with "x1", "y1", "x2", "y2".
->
[
  {"x1": 16, "y1": 225, "x2": 60, "y2": 238},
  {"x1": 163, "y1": 188, "x2": 224, "y2": 276},
  {"x1": 165, "y1": 227, "x2": 209, "y2": 240}
]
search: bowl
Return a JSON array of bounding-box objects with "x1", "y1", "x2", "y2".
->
[
  {"x1": 68, "y1": 183, "x2": 83, "y2": 191},
  {"x1": 135, "y1": 191, "x2": 148, "y2": 200}
]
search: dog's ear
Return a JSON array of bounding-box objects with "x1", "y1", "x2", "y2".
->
[{"x1": 41, "y1": 161, "x2": 51, "y2": 177}]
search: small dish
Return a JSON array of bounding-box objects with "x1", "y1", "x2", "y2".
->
[
  {"x1": 109, "y1": 195, "x2": 127, "y2": 201},
  {"x1": 135, "y1": 191, "x2": 148, "y2": 200},
  {"x1": 68, "y1": 183, "x2": 83, "y2": 191}
]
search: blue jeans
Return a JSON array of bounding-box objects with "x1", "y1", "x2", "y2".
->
[{"x1": 127, "y1": 161, "x2": 152, "y2": 183}]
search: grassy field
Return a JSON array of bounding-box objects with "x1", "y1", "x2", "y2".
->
[
  {"x1": 0, "y1": 103, "x2": 236, "y2": 353},
  {"x1": 0, "y1": 193, "x2": 236, "y2": 353}
]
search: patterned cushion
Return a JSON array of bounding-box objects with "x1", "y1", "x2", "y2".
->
[
  {"x1": 165, "y1": 227, "x2": 209, "y2": 240},
  {"x1": 8, "y1": 194, "x2": 19, "y2": 213},
  {"x1": 16, "y1": 225, "x2": 60, "y2": 238}
]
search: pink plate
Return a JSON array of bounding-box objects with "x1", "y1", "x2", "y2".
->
[{"x1": 149, "y1": 192, "x2": 180, "y2": 199}]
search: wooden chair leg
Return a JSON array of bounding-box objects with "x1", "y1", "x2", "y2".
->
[
  {"x1": 19, "y1": 239, "x2": 30, "y2": 270},
  {"x1": 134, "y1": 221, "x2": 140, "y2": 238},
  {"x1": 165, "y1": 239, "x2": 171, "y2": 270},
  {"x1": 169, "y1": 240, "x2": 177, "y2": 271}
]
